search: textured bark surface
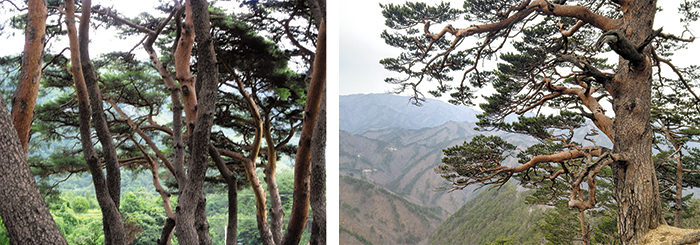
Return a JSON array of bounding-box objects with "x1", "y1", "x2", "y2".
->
[
  {"x1": 174, "y1": 0, "x2": 217, "y2": 244},
  {"x1": 282, "y1": 19, "x2": 326, "y2": 245},
  {"x1": 310, "y1": 91, "x2": 326, "y2": 245},
  {"x1": 11, "y1": 0, "x2": 46, "y2": 152},
  {"x1": 610, "y1": 1, "x2": 663, "y2": 244},
  {"x1": 264, "y1": 120, "x2": 284, "y2": 245},
  {"x1": 64, "y1": 1, "x2": 125, "y2": 244},
  {"x1": 208, "y1": 145, "x2": 238, "y2": 245},
  {"x1": 78, "y1": 0, "x2": 122, "y2": 216},
  {"x1": 0, "y1": 96, "x2": 67, "y2": 245},
  {"x1": 675, "y1": 153, "x2": 683, "y2": 227}
]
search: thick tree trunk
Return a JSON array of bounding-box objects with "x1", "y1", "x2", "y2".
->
[
  {"x1": 310, "y1": 91, "x2": 326, "y2": 245},
  {"x1": 282, "y1": 19, "x2": 326, "y2": 245},
  {"x1": 0, "y1": 95, "x2": 67, "y2": 245},
  {"x1": 610, "y1": 1, "x2": 663, "y2": 244},
  {"x1": 174, "y1": 0, "x2": 218, "y2": 244},
  {"x1": 65, "y1": 2, "x2": 126, "y2": 245},
  {"x1": 11, "y1": 0, "x2": 46, "y2": 152}
]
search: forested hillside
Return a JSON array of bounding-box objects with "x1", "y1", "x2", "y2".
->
[{"x1": 423, "y1": 182, "x2": 545, "y2": 245}]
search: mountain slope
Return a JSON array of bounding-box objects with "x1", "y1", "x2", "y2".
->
[
  {"x1": 339, "y1": 176, "x2": 447, "y2": 245},
  {"x1": 340, "y1": 121, "x2": 542, "y2": 213}
]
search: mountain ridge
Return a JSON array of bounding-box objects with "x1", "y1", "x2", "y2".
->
[{"x1": 340, "y1": 93, "x2": 481, "y2": 134}]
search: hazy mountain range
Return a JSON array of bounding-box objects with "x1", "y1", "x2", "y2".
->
[
  {"x1": 338, "y1": 93, "x2": 610, "y2": 244},
  {"x1": 339, "y1": 93, "x2": 481, "y2": 134}
]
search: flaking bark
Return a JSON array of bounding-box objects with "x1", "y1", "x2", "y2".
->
[{"x1": 0, "y1": 75, "x2": 66, "y2": 245}]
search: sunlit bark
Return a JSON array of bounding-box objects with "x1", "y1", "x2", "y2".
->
[
  {"x1": 11, "y1": 0, "x2": 47, "y2": 152},
  {"x1": 282, "y1": 19, "x2": 326, "y2": 245}
]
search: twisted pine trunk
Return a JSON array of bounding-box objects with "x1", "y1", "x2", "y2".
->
[{"x1": 610, "y1": 1, "x2": 664, "y2": 244}]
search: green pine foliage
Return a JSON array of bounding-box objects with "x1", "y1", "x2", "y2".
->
[{"x1": 424, "y1": 182, "x2": 544, "y2": 245}]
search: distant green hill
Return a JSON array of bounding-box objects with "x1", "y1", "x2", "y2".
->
[{"x1": 423, "y1": 182, "x2": 546, "y2": 245}]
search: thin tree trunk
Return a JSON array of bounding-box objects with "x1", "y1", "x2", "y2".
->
[
  {"x1": 579, "y1": 210, "x2": 589, "y2": 245},
  {"x1": 11, "y1": 0, "x2": 46, "y2": 152},
  {"x1": 675, "y1": 152, "x2": 683, "y2": 227},
  {"x1": 264, "y1": 118, "x2": 284, "y2": 244},
  {"x1": 611, "y1": 2, "x2": 663, "y2": 243},
  {"x1": 231, "y1": 69, "x2": 275, "y2": 245},
  {"x1": 0, "y1": 88, "x2": 67, "y2": 245},
  {"x1": 226, "y1": 176, "x2": 239, "y2": 245},
  {"x1": 310, "y1": 90, "x2": 326, "y2": 245},
  {"x1": 64, "y1": 1, "x2": 125, "y2": 244},
  {"x1": 158, "y1": 218, "x2": 176, "y2": 245},
  {"x1": 282, "y1": 19, "x2": 326, "y2": 245},
  {"x1": 78, "y1": 0, "x2": 122, "y2": 213},
  {"x1": 209, "y1": 145, "x2": 238, "y2": 245}
]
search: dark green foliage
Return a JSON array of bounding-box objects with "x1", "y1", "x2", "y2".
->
[
  {"x1": 436, "y1": 135, "x2": 516, "y2": 187},
  {"x1": 209, "y1": 12, "x2": 305, "y2": 161},
  {"x1": 477, "y1": 111, "x2": 586, "y2": 142},
  {"x1": 381, "y1": 2, "x2": 461, "y2": 29},
  {"x1": 650, "y1": 64, "x2": 700, "y2": 225}
]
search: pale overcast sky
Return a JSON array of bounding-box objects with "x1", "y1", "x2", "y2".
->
[{"x1": 339, "y1": 0, "x2": 700, "y2": 104}]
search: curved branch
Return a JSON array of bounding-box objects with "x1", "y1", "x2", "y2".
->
[
  {"x1": 654, "y1": 54, "x2": 700, "y2": 102},
  {"x1": 449, "y1": 0, "x2": 617, "y2": 39},
  {"x1": 556, "y1": 54, "x2": 614, "y2": 83}
]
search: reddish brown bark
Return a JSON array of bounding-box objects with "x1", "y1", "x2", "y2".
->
[
  {"x1": 174, "y1": 0, "x2": 197, "y2": 135},
  {"x1": 282, "y1": 19, "x2": 326, "y2": 245},
  {"x1": 607, "y1": 2, "x2": 663, "y2": 244},
  {"x1": 11, "y1": 0, "x2": 47, "y2": 152},
  {"x1": 0, "y1": 75, "x2": 67, "y2": 245},
  {"x1": 174, "y1": 0, "x2": 218, "y2": 243}
]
